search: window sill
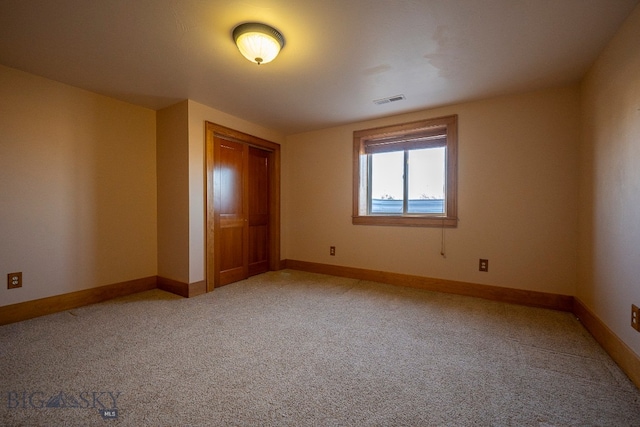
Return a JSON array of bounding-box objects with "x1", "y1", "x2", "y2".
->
[{"x1": 352, "y1": 215, "x2": 458, "y2": 228}]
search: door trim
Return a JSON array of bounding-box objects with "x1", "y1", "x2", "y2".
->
[{"x1": 205, "y1": 122, "x2": 281, "y2": 292}]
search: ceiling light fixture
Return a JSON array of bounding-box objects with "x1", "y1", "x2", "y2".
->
[{"x1": 233, "y1": 22, "x2": 285, "y2": 65}]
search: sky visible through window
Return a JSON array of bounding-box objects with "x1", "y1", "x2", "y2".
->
[{"x1": 371, "y1": 147, "x2": 445, "y2": 200}]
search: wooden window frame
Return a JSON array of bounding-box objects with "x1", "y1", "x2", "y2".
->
[{"x1": 352, "y1": 115, "x2": 458, "y2": 227}]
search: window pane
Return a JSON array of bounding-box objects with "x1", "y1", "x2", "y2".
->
[
  {"x1": 370, "y1": 151, "x2": 403, "y2": 214},
  {"x1": 407, "y1": 147, "x2": 445, "y2": 214}
]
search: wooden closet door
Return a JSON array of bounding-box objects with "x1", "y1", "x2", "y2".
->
[
  {"x1": 214, "y1": 137, "x2": 249, "y2": 286},
  {"x1": 206, "y1": 121, "x2": 281, "y2": 292},
  {"x1": 248, "y1": 147, "x2": 270, "y2": 276}
]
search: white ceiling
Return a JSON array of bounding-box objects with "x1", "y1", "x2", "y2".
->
[{"x1": 0, "y1": 0, "x2": 638, "y2": 134}]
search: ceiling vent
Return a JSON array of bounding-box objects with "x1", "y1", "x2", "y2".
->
[{"x1": 373, "y1": 94, "x2": 406, "y2": 105}]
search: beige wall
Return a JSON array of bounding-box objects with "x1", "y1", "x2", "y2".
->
[
  {"x1": 283, "y1": 86, "x2": 580, "y2": 295},
  {"x1": 579, "y1": 5, "x2": 640, "y2": 356},
  {"x1": 0, "y1": 65, "x2": 157, "y2": 307},
  {"x1": 186, "y1": 100, "x2": 284, "y2": 283},
  {"x1": 157, "y1": 101, "x2": 190, "y2": 283}
]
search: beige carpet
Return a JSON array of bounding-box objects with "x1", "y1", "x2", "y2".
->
[{"x1": 1, "y1": 270, "x2": 639, "y2": 426}]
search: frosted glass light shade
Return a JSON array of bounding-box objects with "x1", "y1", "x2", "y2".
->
[{"x1": 233, "y1": 23, "x2": 285, "y2": 65}]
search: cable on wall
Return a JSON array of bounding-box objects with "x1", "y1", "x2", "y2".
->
[{"x1": 440, "y1": 221, "x2": 446, "y2": 258}]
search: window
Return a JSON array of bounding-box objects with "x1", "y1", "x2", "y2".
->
[{"x1": 352, "y1": 115, "x2": 458, "y2": 227}]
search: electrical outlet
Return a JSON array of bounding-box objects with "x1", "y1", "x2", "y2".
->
[
  {"x1": 479, "y1": 259, "x2": 489, "y2": 272},
  {"x1": 632, "y1": 305, "x2": 640, "y2": 332},
  {"x1": 7, "y1": 272, "x2": 22, "y2": 289},
  {"x1": 330, "y1": 246, "x2": 336, "y2": 256}
]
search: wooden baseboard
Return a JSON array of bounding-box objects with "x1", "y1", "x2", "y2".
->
[
  {"x1": 0, "y1": 276, "x2": 157, "y2": 326},
  {"x1": 157, "y1": 277, "x2": 206, "y2": 298},
  {"x1": 573, "y1": 298, "x2": 640, "y2": 389},
  {"x1": 285, "y1": 259, "x2": 574, "y2": 312},
  {"x1": 189, "y1": 280, "x2": 207, "y2": 297}
]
